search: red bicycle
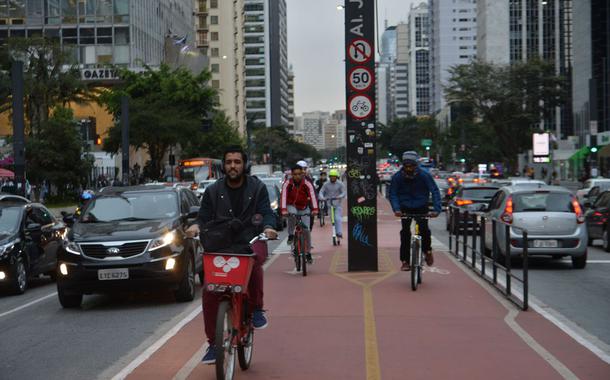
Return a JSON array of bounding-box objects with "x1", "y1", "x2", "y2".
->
[{"x1": 203, "y1": 234, "x2": 272, "y2": 380}]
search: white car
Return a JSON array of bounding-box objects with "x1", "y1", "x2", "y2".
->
[
  {"x1": 196, "y1": 180, "x2": 216, "y2": 198},
  {"x1": 576, "y1": 178, "x2": 610, "y2": 205}
]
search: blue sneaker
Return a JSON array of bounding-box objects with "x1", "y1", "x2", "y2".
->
[
  {"x1": 201, "y1": 345, "x2": 216, "y2": 365},
  {"x1": 253, "y1": 309, "x2": 268, "y2": 329}
]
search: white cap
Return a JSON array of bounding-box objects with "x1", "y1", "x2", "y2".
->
[{"x1": 296, "y1": 160, "x2": 308, "y2": 168}]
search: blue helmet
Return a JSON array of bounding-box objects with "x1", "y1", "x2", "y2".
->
[{"x1": 80, "y1": 190, "x2": 94, "y2": 201}]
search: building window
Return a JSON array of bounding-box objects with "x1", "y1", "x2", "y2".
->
[
  {"x1": 211, "y1": 48, "x2": 219, "y2": 57},
  {"x1": 210, "y1": 0, "x2": 218, "y2": 8},
  {"x1": 211, "y1": 32, "x2": 219, "y2": 41},
  {"x1": 211, "y1": 63, "x2": 220, "y2": 73},
  {"x1": 210, "y1": 15, "x2": 218, "y2": 24},
  {"x1": 212, "y1": 80, "x2": 220, "y2": 89}
]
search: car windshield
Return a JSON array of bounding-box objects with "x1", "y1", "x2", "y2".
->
[
  {"x1": 0, "y1": 207, "x2": 21, "y2": 234},
  {"x1": 461, "y1": 188, "x2": 499, "y2": 200},
  {"x1": 81, "y1": 192, "x2": 179, "y2": 222},
  {"x1": 513, "y1": 192, "x2": 573, "y2": 212}
]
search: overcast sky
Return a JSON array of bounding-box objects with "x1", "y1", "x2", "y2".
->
[{"x1": 287, "y1": 0, "x2": 418, "y2": 116}]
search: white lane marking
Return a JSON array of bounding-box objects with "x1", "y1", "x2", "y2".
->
[
  {"x1": 109, "y1": 238, "x2": 286, "y2": 380},
  {"x1": 435, "y1": 236, "x2": 610, "y2": 365},
  {"x1": 0, "y1": 292, "x2": 57, "y2": 319},
  {"x1": 442, "y1": 245, "x2": 579, "y2": 379},
  {"x1": 172, "y1": 342, "x2": 209, "y2": 380}
]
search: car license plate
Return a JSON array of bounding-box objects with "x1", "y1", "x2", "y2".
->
[
  {"x1": 533, "y1": 240, "x2": 558, "y2": 248},
  {"x1": 98, "y1": 268, "x2": 129, "y2": 281}
]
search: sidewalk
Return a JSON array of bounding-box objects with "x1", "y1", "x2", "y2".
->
[{"x1": 123, "y1": 198, "x2": 610, "y2": 380}]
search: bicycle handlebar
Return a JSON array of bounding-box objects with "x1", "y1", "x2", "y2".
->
[{"x1": 249, "y1": 233, "x2": 278, "y2": 245}]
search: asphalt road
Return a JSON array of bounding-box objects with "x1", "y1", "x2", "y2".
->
[
  {"x1": 0, "y1": 239, "x2": 283, "y2": 380},
  {"x1": 430, "y1": 214, "x2": 610, "y2": 353}
]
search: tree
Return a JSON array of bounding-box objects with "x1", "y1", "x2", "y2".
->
[
  {"x1": 1, "y1": 37, "x2": 91, "y2": 136},
  {"x1": 444, "y1": 59, "x2": 566, "y2": 169},
  {"x1": 378, "y1": 116, "x2": 439, "y2": 158},
  {"x1": 252, "y1": 125, "x2": 320, "y2": 168},
  {"x1": 26, "y1": 107, "x2": 93, "y2": 198},
  {"x1": 100, "y1": 64, "x2": 218, "y2": 180},
  {"x1": 181, "y1": 111, "x2": 244, "y2": 158}
]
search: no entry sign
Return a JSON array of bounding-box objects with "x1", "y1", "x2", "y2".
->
[{"x1": 345, "y1": 0, "x2": 377, "y2": 272}]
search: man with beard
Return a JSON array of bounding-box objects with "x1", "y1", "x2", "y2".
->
[{"x1": 186, "y1": 146, "x2": 278, "y2": 364}]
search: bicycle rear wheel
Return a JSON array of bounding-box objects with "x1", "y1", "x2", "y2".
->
[
  {"x1": 410, "y1": 240, "x2": 420, "y2": 291},
  {"x1": 293, "y1": 237, "x2": 301, "y2": 272},
  {"x1": 319, "y1": 205, "x2": 325, "y2": 227},
  {"x1": 215, "y1": 300, "x2": 236, "y2": 380},
  {"x1": 237, "y1": 300, "x2": 254, "y2": 370}
]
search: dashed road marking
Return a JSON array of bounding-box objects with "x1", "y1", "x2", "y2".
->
[{"x1": 0, "y1": 292, "x2": 57, "y2": 319}]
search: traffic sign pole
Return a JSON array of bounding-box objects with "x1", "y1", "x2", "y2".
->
[{"x1": 345, "y1": 0, "x2": 378, "y2": 272}]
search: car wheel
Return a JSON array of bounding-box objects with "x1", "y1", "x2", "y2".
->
[
  {"x1": 10, "y1": 254, "x2": 28, "y2": 294},
  {"x1": 48, "y1": 270, "x2": 57, "y2": 281},
  {"x1": 571, "y1": 250, "x2": 587, "y2": 269},
  {"x1": 603, "y1": 229, "x2": 610, "y2": 253},
  {"x1": 175, "y1": 254, "x2": 195, "y2": 302},
  {"x1": 57, "y1": 286, "x2": 82, "y2": 308}
]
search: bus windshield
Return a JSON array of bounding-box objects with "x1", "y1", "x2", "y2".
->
[{"x1": 179, "y1": 166, "x2": 210, "y2": 182}]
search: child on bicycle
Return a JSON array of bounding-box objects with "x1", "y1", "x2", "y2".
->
[
  {"x1": 281, "y1": 165, "x2": 319, "y2": 263},
  {"x1": 318, "y1": 169, "x2": 346, "y2": 239},
  {"x1": 389, "y1": 151, "x2": 442, "y2": 271}
]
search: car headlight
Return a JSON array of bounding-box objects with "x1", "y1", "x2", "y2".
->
[
  {"x1": 63, "y1": 240, "x2": 81, "y2": 255},
  {"x1": 149, "y1": 231, "x2": 176, "y2": 251},
  {"x1": 0, "y1": 240, "x2": 17, "y2": 258}
]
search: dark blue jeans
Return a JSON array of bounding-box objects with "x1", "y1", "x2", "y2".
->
[{"x1": 400, "y1": 207, "x2": 431, "y2": 263}]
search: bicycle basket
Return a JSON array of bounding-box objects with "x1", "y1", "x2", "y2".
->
[{"x1": 203, "y1": 253, "x2": 255, "y2": 292}]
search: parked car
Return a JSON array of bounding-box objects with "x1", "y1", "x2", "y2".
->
[
  {"x1": 263, "y1": 182, "x2": 284, "y2": 231},
  {"x1": 483, "y1": 186, "x2": 588, "y2": 268},
  {"x1": 576, "y1": 178, "x2": 610, "y2": 204},
  {"x1": 584, "y1": 190, "x2": 610, "y2": 251},
  {"x1": 196, "y1": 179, "x2": 216, "y2": 199},
  {"x1": 446, "y1": 184, "x2": 501, "y2": 232},
  {"x1": 0, "y1": 201, "x2": 66, "y2": 294},
  {"x1": 56, "y1": 186, "x2": 203, "y2": 308}
]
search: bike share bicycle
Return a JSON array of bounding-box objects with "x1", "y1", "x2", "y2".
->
[
  {"x1": 203, "y1": 233, "x2": 276, "y2": 380},
  {"x1": 401, "y1": 214, "x2": 432, "y2": 291},
  {"x1": 288, "y1": 213, "x2": 311, "y2": 276}
]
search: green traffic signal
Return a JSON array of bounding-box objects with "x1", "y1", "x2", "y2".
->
[
  {"x1": 460, "y1": 158, "x2": 466, "y2": 163},
  {"x1": 591, "y1": 146, "x2": 599, "y2": 153}
]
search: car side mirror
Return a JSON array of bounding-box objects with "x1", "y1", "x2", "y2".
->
[
  {"x1": 187, "y1": 206, "x2": 200, "y2": 219},
  {"x1": 25, "y1": 223, "x2": 42, "y2": 233}
]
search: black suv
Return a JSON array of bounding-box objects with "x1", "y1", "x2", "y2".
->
[
  {"x1": 0, "y1": 199, "x2": 66, "y2": 294},
  {"x1": 57, "y1": 186, "x2": 203, "y2": 308}
]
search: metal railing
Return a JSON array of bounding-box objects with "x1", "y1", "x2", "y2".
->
[{"x1": 448, "y1": 206, "x2": 529, "y2": 311}]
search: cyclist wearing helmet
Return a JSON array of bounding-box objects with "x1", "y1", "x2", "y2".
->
[
  {"x1": 318, "y1": 169, "x2": 346, "y2": 239},
  {"x1": 389, "y1": 151, "x2": 441, "y2": 271}
]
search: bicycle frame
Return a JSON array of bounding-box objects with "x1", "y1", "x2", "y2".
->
[
  {"x1": 289, "y1": 213, "x2": 310, "y2": 275},
  {"x1": 401, "y1": 214, "x2": 431, "y2": 291}
]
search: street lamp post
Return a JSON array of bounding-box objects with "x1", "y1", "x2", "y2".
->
[{"x1": 11, "y1": 59, "x2": 26, "y2": 197}]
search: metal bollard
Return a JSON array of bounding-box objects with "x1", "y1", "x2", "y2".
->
[
  {"x1": 462, "y1": 210, "x2": 468, "y2": 262},
  {"x1": 505, "y1": 224, "x2": 511, "y2": 296},
  {"x1": 523, "y1": 230, "x2": 529, "y2": 311},
  {"x1": 492, "y1": 219, "x2": 497, "y2": 284},
  {"x1": 480, "y1": 215, "x2": 486, "y2": 277},
  {"x1": 471, "y1": 213, "x2": 477, "y2": 268},
  {"x1": 448, "y1": 207, "x2": 453, "y2": 251}
]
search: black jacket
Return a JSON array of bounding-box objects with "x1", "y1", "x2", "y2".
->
[{"x1": 197, "y1": 175, "x2": 275, "y2": 247}]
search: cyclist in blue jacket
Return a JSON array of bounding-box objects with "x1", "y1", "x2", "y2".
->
[{"x1": 389, "y1": 151, "x2": 442, "y2": 271}]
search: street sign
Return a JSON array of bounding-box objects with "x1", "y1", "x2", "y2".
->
[
  {"x1": 348, "y1": 94, "x2": 373, "y2": 119},
  {"x1": 345, "y1": 0, "x2": 377, "y2": 272},
  {"x1": 348, "y1": 66, "x2": 373, "y2": 92},
  {"x1": 421, "y1": 139, "x2": 432, "y2": 147},
  {"x1": 348, "y1": 39, "x2": 373, "y2": 64},
  {"x1": 533, "y1": 133, "x2": 550, "y2": 156}
]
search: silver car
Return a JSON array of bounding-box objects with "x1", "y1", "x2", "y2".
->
[{"x1": 483, "y1": 186, "x2": 588, "y2": 268}]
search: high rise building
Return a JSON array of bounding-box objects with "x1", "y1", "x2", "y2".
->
[
  {"x1": 243, "y1": 0, "x2": 289, "y2": 127},
  {"x1": 377, "y1": 25, "x2": 397, "y2": 125},
  {"x1": 323, "y1": 110, "x2": 346, "y2": 150},
  {"x1": 394, "y1": 23, "x2": 409, "y2": 119},
  {"x1": 0, "y1": 0, "x2": 194, "y2": 68},
  {"x1": 477, "y1": 0, "x2": 573, "y2": 139},
  {"x1": 287, "y1": 65, "x2": 295, "y2": 129},
  {"x1": 195, "y1": 0, "x2": 246, "y2": 134},
  {"x1": 429, "y1": 0, "x2": 478, "y2": 114},
  {"x1": 302, "y1": 111, "x2": 329, "y2": 151},
  {"x1": 407, "y1": 2, "x2": 431, "y2": 116}
]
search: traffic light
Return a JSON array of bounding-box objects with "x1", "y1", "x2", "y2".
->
[
  {"x1": 425, "y1": 146, "x2": 430, "y2": 151},
  {"x1": 95, "y1": 134, "x2": 102, "y2": 145},
  {"x1": 590, "y1": 146, "x2": 599, "y2": 153},
  {"x1": 459, "y1": 158, "x2": 466, "y2": 163}
]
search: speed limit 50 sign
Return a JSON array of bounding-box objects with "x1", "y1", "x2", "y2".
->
[{"x1": 348, "y1": 67, "x2": 373, "y2": 92}]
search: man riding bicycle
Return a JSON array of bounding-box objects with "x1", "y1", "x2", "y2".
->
[
  {"x1": 318, "y1": 169, "x2": 346, "y2": 239},
  {"x1": 281, "y1": 165, "x2": 318, "y2": 263},
  {"x1": 186, "y1": 146, "x2": 278, "y2": 365},
  {"x1": 389, "y1": 151, "x2": 441, "y2": 271}
]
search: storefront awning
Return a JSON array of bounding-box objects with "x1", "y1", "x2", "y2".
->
[{"x1": 568, "y1": 146, "x2": 591, "y2": 161}]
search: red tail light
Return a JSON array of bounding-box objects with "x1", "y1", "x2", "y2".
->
[
  {"x1": 501, "y1": 196, "x2": 513, "y2": 224},
  {"x1": 572, "y1": 197, "x2": 584, "y2": 224},
  {"x1": 455, "y1": 198, "x2": 474, "y2": 206},
  {"x1": 447, "y1": 187, "x2": 454, "y2": 196},
  {"x1": 190, "y1": 183, "x2": 198, "y2": 191}
]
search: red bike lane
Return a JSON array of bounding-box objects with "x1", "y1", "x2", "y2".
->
[{"x1": 125, "y1": 198, "x2": 610, "y2": 379}]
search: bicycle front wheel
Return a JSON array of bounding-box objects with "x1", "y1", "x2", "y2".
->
[
  {"x1": 319, "y1": 209, "x2": 325, "y2": 227},
  {"x1": 237, "y1": 299, "x2": 254, "y2": 370},
  {"x1": 215, "y1": 300, "x2": 236, "y2": 380},
  {"x1": 410, "y1": 240, "x2": 420, "y2": 291}
]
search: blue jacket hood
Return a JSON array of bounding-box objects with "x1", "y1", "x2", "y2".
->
[{"x1": 388, "y1": 167, "x2": 442, "y2": 213}]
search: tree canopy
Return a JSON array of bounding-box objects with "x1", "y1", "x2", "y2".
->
[{"x1": 252, "y1": 125, "x2": 320, "y2": 168}]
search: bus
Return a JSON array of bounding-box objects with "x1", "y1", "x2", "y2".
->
[{"x1": 176, "y1": 157, "x2": 223, "y2": 183}]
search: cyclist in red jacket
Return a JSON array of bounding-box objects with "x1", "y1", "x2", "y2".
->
[{"x1": 281, "y1": 165, "x2": 319, "y2": 263}]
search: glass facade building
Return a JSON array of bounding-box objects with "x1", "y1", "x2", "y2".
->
[{"x1": 0, "y1": 0, "x2": 194, "y2": 68}]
